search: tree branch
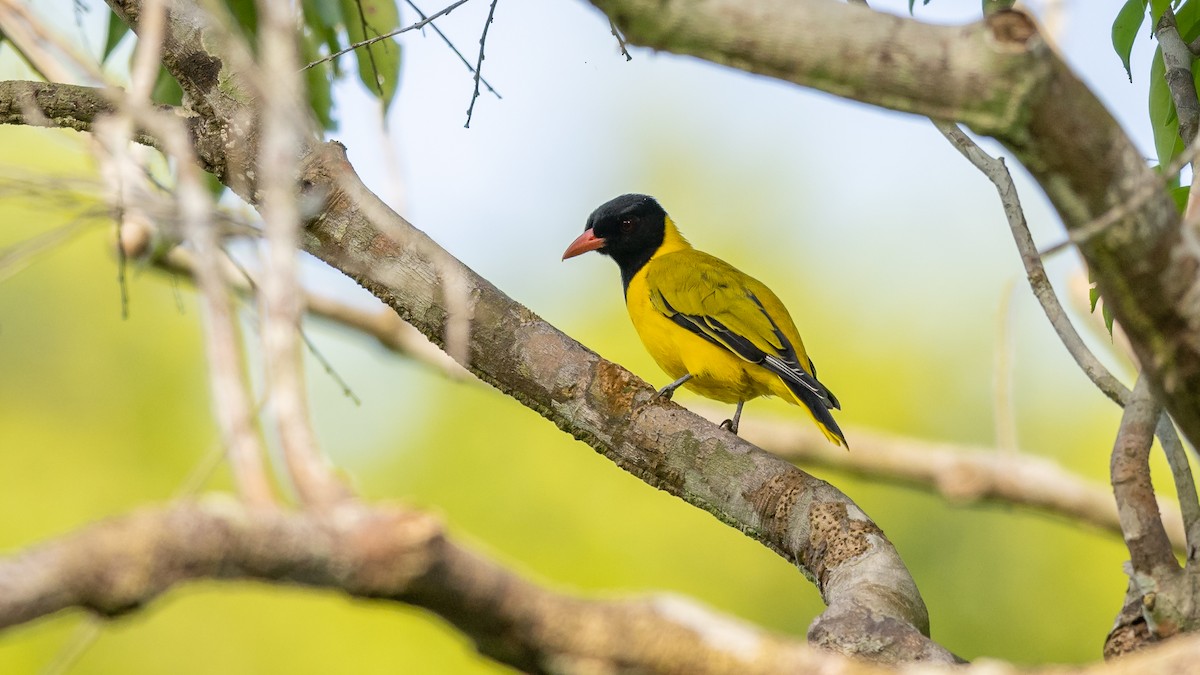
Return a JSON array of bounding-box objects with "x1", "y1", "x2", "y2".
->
[
  {"x1": 11, "y1": 498, "x2": 1200, "y2": 673},
  {"x1": 0, "y1": 498, "x2": 850, "y2": 674},
  {"x1": 733, "y1": 413, "x2": 1186, "y2": 551},
  {"x1": 1114, "y1": 377, "x2": 1174, "y2": 576},
  {"x1": 0, "y1": 80, "x2": 159, "y2": 148},
  {"x1": 1158, "y1": 8, "x2": 1200, "y2": 150}
]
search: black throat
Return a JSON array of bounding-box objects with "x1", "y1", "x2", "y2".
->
[{"x1": 616, "y1": 247, "x2": 656, "y2": 297}]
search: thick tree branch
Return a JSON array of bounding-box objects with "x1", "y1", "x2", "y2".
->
[
  {"x1": 0, "y1": 80, "x2": 159, "y2": 147},
  {"x1": 1113, "y1": 378, "x2": 1176, "y2": 577},
  {"x1": 11, "y1": 499, "x2": 1200, "y2": 673},
  {"x1": 1106, "y1": 377, "x2": 1200, "y2": 646},
  {"x1": 0, "y1": 499, "x2": 853, "y2": 674}
]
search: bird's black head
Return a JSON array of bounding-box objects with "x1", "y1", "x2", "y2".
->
[{"x1": 562, "y1": 194, "x2": 667, "y2": 288}]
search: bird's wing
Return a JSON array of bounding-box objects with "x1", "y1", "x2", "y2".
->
[{"x1": 645, "y1": 253, "x2": 839, "y2": 411}]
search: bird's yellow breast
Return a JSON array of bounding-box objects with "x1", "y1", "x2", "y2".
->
[{"x1": 625, "y1": 253, "x2": 779, "y2": 404}]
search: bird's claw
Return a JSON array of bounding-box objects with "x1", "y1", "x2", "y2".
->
[
  {"x1": 719, "y1": 419, "x2": 739, "y2": 435},
  {"x1": 652, "y1": 386, "x2": 676, "y2": 402}
]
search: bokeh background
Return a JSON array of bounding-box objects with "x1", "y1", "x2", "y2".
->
[{"x1": 0, "y1": 0, "x2": 1179, "y2": 672}]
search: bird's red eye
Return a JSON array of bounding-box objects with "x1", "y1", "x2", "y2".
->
[{"x1": 620, "y1": 218, "x2": 634, "y2": 233}]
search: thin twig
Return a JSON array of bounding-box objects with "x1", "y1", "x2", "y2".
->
[
  {"x1": 930, "y1": 120, "x2": 1200, "y2": 557},
  {"x1": 931, "y1": 120, "x2": 1129, "y2": 405},
  {"x1": 215, "y1": 239, "x2": 366, "y2": 407},
  {"x1": 463, "y1": 0, "x2": 499, "y2": 128},
  {"x1": 403, "y1": 0, "x2": 501, "y2": 98},
  {"x1": 1156, "y1": 414, "x2": 1200, "y2": 561},
  {"x1": 301, "y1": 0, "x2": 474, "y2": 71},
  {"x1": 114, "y1": 205, "x2": 129, "y2": 319},
  {"x1": 608, "y1": 17, "x2": 632, "y2": 61},
  {"x1": 153, "y1": 244, "x2": 469, "y2": 379}
]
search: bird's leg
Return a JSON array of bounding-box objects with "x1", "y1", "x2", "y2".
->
[
  {"x1": 653, "y1": 373, "x2": 693, "y2": 401},
  {"x1": 719, "y1": 401, "x2": 745, "y2": 435}
]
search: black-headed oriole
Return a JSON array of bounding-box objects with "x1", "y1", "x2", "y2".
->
[{"x1": 562, "y1": 194, "x2": 846, "y2": 447}]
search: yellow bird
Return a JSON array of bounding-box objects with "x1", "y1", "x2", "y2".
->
[{"x1": 562, "y1": 194, "x2": 846, "y2": 447}]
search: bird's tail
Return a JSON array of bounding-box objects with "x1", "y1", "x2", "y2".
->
[{"x1": 780, "y1": 379, "x2": 847, "y2": 448}]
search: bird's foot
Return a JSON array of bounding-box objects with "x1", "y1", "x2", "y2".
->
[
  {"x1": 652, "y1": 374, "x2": 693, "y2": 402},
  {"x1": 719, "y1": 419, "x2": 739, "y2": 435}
]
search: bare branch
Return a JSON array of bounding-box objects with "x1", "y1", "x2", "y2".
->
[
  {"x1": 155, "y1": 246, "x2": 470, "y2": 379},
  {"x1": 733, "y1": 413, "x2": 1187, "y2": 552},
  {"x1": 0, "y1": 499, "x2": 854, "y2": 674},
  {"x1": 608, "y1": 17, "x2": 632, "y2": 61},
  {"x1": 301, "y1": 0, "x2": 473, "y2": 72},
  {"x1": 0, "y1": 81, "x2": 162, "y2": 147},
  {"x1": 463, "y1": 0, "x2": 499, "y2": 128},
  {"x1": 402, "y1": 0, "x2": 502, "y2": 98},
  {"x1": 930, "y1": 120, "x2": 1128, "y2": 405}
]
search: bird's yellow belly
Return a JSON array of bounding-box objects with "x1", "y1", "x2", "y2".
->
[{"x1": 625, "y1": 277, "x2": 775, "y2": 404}]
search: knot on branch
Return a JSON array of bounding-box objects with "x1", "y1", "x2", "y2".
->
[{"x1": 985, "y1": 9, "x2": 1038, "y2": 51}]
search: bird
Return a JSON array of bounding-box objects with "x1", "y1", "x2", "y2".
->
[{"x1": 562, "y1": 193, "x2": 846, "y2": 447}]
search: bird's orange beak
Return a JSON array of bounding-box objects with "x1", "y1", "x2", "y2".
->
[{"x1": 562, "y1": 229, "x2": 606, "y2": 260}]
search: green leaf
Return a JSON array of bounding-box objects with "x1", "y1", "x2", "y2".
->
[
  {"x1": 338, "y1": 0, "x2": 402, "y2": 111},
  {"x1": 1112, "y1": 0, "x2": 1147, "y2": 81},
  {"x1": 304, "y1": 0, "x2": 343, "y2": 31},
  {"x1": 302, "y1": 0, "x2": 345, "y2": 75},
  {"x1": 1088, "y1": 274, "x2": 1116, "y2": 337},
  {"x1": 227, "y1": 0, "x2": 258, "y2": 40},
  {"x1": 1177, "y1": 0, "x2": 1200, "y2": 40},
  {"x1": 1152, "y1": 0, "x2": 1172, "y2": 24},
  {"x1": 202, "y1": 169, "x2": 227, "y2": 200},
  {"x1": 907, "y1": 0, "x2": 932, "y2": 13},
  {"x1": 151, "y1": 66, "x2": 183, "y2": 106},
  {"x1": 1171, "y1": 184, "x2": 1191, "y2": 211},
  {"x1": 103, "y1": 10, "x2": 130, "y2": 63},
  {"x1": 1149, "y1": 46, "x2": 1186, "y2": 167},
  {"x1": 982, "y1": 0, "x2": 1016, "y2": 14},
  {"x1": 300, "y1": 29, "x2": 337, "y2": 130}
]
